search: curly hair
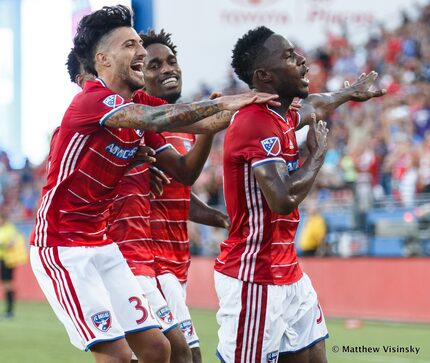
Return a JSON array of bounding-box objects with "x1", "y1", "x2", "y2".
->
[
  {"x1": 231, "y1": 26, "x2": 274, "y2": 87},
  {"x1": 73, "y1": 5, "x2": 133, "y2": 75},
  {"x1": 139, "y1": 29, "x2": 177, "y2": 55},
  {"x1": 66, "y1": 48, "x2": 82, "y2": 83}
]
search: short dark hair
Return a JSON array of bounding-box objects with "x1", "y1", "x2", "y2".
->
[
  {"x1": 66, "y1": 48, "x2": 82, "y2": 83},
  {"x1": 73, "y1": 5, "x2": 133, "y2": 75},
  {"x1": 231, "y1": 26, "x2": 274, "y2": 87},
  {"x1": 139, "y1": 29, "x2": 177, "y2": 55}
]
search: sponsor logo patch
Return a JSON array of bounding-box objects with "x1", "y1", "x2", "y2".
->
[
  {"x1": 267, "y1": 351, "x2": 279, "y2": 363},
  {"x1": 179, "y1": 319, "x2": 194, "y2": 337},
  {"x1": 260, "y1": 136, "x2": 281, "y2": 156},
  {"x1": 105, "y1": 143, "x2": 138, "y2": 160},
  {"x1": 157, "y1": 306, "x2": 174, "y2": 324},
  {"x1": 103, "y1": 94, "x2": 125, "y2": 108},
  {"x1": 91, "y1": 311, "x2": 112, "y2": 332}
]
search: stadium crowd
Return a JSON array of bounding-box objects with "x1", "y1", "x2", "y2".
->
[{"x1": 1, "y1": 2, "x2": 430, "y2": 255}]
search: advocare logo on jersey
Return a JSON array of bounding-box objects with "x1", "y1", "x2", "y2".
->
[
  {"x1": 105, "y1": 143, "x2": 139, "y2": 160},
  {"x1": 231, "y1": 0, "x2": 280, "y2": 6}
]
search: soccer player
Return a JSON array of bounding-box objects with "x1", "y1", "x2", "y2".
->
[
  {"x1": 214, "y1": 26, "x2": 385, "y2": 363},
  {"x1": 28, "y1": 6, "x2": 279, "y2": 363},
  {"x1": 139, "y1": 29, "x2": 230, "y2": 363},
  {"x1": 66, "y1": 46, "x2": 223, "y2": 363}
]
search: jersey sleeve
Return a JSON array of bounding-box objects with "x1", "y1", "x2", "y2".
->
[
  {"x1": 230, "y1": 108, "x2": 286, "y2": 168},
  {"x1": 63, "y1": 84, "x2": 134, "y2": 133},
  {"x1": 144, "y1": 131, "x2": 171, "y2": 154},
  {"x1": 135, "y1": 91, "x2": 168, "y2": 107}
]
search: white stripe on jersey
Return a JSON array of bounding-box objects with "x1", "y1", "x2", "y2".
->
[
  {"x1": 59, "y1": 208, "x2": 110, "y2": 218},
  {"x1": 124, "y1": 168, "x2": 149, "y2": 177},
  {"x1": 151, "y1": 198, "x2": 191, "y2": 202},
  {"x1": 59, "y1": 227, "x2": 107, "y2": 236},
  {"x1": 271, "y1": 261, "x2": 299, "y2": 268},
  {"x1": 114, "y1": 237, "x2": 153, "y2": 244},
  {"x1": 239, "y1": 163, "x2": 264, "y2": 282},
  {"x1": 271, "y1": 218, "x2": 300, "y2": 223},
  {"x1": 89, "y1": 147, "x2": 125, "y2": 167},
  {"x1": 111, "y1": 215, "x2": 150, "y2": 223},
  {"x1": 164, "y1": 135, "x2": 194, "y2": 142},
  {"x1": 67, "y1": 189, "x2": 90, "y2": 203},
  {"x1": 35, "y1": 133, "x2": 89, "y2": 246},
  {"x1": 113, "y1": 192, "x2": 150, "y2": 202},
  {"x1": 103, "y1": 127, "x2": 141, "y2": 144},
  {"x1": 272, "y1": 241, "x2": 294, "y2": 245},
  {"x1": 150, "y1": 219, "x2": 188, "y2": 223},
  {"x1": 152, "y1": 238, "x2": 189, "y2": 244},
  {"x1": 78, "y1": 170, "x2": 115, "y2": 189},
  {"x1": 155, "y1": 256, "x2": 190, "y2": 265}
]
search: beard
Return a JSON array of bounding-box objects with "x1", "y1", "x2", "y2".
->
[{"x1": 162, "y1": 90, "x2": 182, "y2": 104}]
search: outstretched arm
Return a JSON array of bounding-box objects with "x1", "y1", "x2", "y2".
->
[
  {"x1": 104, "y1": 92, "x2": 279, "y2": 132},
  {"x1": 296, "y1": 71, "x2": 386, "y2": 130},
  {"x1": 188, "y1": 192, "x2": 230, "y2": 229}
]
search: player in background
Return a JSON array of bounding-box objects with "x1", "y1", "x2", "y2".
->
[
  {"x1": 29, "y1": 5, "x2": 280, "y2": 363},
  {"x1": 140, "y1": 29, "x2": 230, "y2": 363},
  {"x1": 66, "y1": 45, "x2": 226, "y2": 363},
  {"x1": 215, "y1": 26, "x2": 385, "y2": 363}
]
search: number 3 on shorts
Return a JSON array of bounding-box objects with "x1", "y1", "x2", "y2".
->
[{"x1": 129, "y1": 296, "x2": 149, "y2": 324}]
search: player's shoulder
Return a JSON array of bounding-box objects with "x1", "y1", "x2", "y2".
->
[
  {"x1": 134, "y1": 90, "x2": 167, "y2": 106},
  {"x1": 230, "y1": 103, "x2": 275, "y2": 130}
]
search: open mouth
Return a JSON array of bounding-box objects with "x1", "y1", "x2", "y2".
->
[
  {"x1": 161, "y1": 76, "x2": 179, "y2": 88},
  {"x1": 301, "y1": 67, "x2": 310, "y2": 86},
  {"x1": 130, "y1": 62, "x2": 144, "y2": 77}
]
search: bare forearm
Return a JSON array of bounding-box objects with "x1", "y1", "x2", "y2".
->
[
  {"x1": 177, "y1": 134, "x2": 214, "y2": 185},
  {"x1": 298, "y1": 91, "x2": 351, "y2": 127},
  {"x1": 104, "y1": 101, "x2": 222, "y2": 131},
  {"x1": 254, "y1": 156, "x2": 324, "y2": 215},
  {"x1": 174, "y1": 111, "x2": 232, "y2": 134},
  {"x1": 189, "y1": 193, "x2": 230, "y2": 228}
]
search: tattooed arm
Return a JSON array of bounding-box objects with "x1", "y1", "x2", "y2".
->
[
  {"x1": 172, "y1": 110, "x2": 233, "y2": 135},
  {"x1": 103, "y1": 92, "x2": 279, "y2": 132}
]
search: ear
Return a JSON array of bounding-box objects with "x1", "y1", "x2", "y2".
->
[
  {"x1": 95, "y1": 52, "x2": 110, "y2": 67},
  {"x1": 254, "y1": 68, "x2": 272, "y2": 83}
]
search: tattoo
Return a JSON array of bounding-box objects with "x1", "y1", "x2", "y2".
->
[{"x1": 104, "y1": 101, "x2": 223, "y2": 132}]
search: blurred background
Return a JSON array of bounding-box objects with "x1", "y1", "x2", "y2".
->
[{"x1": 1, "y1": 0, "x2": 430, "y2": 362}]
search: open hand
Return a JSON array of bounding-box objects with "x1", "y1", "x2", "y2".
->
[
  {"x1": 149, "y1": 166, "x2": 170, "y2": 197},
  {"x1": 344, "y1": 71, "x2": 386, "y2": 102},
  {"x1": 306, "y1": 113, "x2": 328, "y2": 161}
]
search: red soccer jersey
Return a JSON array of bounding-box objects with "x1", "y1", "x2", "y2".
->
[
  {"x1": 215, "y1": 104, "x2": 303, "y2": 285},
  {"x1": 30, "y1": 79, "x2": 146, "y2": 247},
  {"x1": 150, "y1": 132, "x2": 196, "y2": 283},
  {"x1": 107, "y1": 93, "x2": 170, "y2": 276}
]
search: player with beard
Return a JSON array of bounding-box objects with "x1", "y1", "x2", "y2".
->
[
  {"x1": 29, "y1": 6, "x2": 279, "y2": 363},
  {"x1": 215, "y1": 26, "x2": 385, "y2": 363},
  {"x1": 139, "y1": 29, "x2": 230, "y2": 363}
]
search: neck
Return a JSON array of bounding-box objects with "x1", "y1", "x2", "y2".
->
[
  {"x1": 97, "y1": 72, "x2": 135, "y2": 100},
  {"x1": 253, "y1": 86, "x2": 293, "y2": 115}
]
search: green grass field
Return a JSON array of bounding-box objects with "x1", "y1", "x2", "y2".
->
[{"x1": 0, "y1": 302, "x2": 429, "y2": 363}]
